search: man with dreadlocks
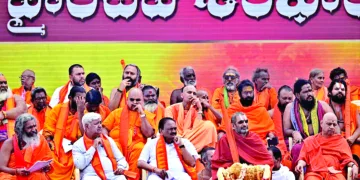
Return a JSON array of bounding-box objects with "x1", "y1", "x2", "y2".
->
[
  {"x1": 0, "y1": 113, "x2": 52, "y2": 179},
  {"x1": 283, "y1": 79, "x2": 333, "y2": 169}
]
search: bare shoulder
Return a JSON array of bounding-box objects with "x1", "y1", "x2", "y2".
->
[{"x1": 1, "y1": 138, "x2": 14, "y2": 151}]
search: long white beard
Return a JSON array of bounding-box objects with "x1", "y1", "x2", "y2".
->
[
  {"x1": 184, "y1": 80, "x2": 197, "y2": 86},
  {"x1": 0, "y1": 91, "x2": 9, "y2": 102},
  {"x1": 144, "y1": 103, "x2": 158, "y2": 113},
  {"x1": 22, "y1": 134, "x2": 40, "y2": 149},
  {"x1": 225, "y1": 83, "x2": 236, "y2": 91}
]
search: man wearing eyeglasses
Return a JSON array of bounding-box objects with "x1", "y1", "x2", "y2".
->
[
  {"x1": 102, "y1": 88, "x2": 156, "y2": 179},
  {"x1": 212, "y1": 67, "x2": 240, "y2": 138},
  {"x1": 211, "y1": 112, "x2": 274, "y2": 178},
  {"x1": 27, "y1": 87, "x2": 52, "y2": 132},
  {"x1": 12, "y1": 69, "x2": 48, "y2": 106}
]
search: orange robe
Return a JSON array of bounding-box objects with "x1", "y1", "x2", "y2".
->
[
  {"x1": 350, "y1": 85, "x2": 360, "y2": 101},
  {"x1": 103, "y1": 95, "x2": 110, "y2": 107},
  {"x1": 43, "y1": 103, "x2": 82, "y2": 180},
  {"x1": 298, "y1": 134, "x2": 356, "y2": 180},
  {"x1": 149, "y1": 104, "x2": 165, "y2": 133},
  {"x1": 228, "y1": 102, "x2": 275, "y2": 141},
  {"x1": 165, "y1": 103, "x2": 217, "y2": 152},
  {"x1": 27, "y1": 105, "x2": 52, "y2": 131},
  {"x1": 58, "y1": 81, "x2": 90, "y2": 105},
  {"x1": 203, "y1": 109, "x2": 220, "y2": 131},
  {"x1": 102, "y1": 107, "x2": 158, "y2": 179},
  {"x1": 254, "y1": 87, "x2": 278, "y2": 110},
  {"x1": 0, "y1": 135, "x2": 53, "y2": 180},
  {"x1": 314, "y1": 86, "x2": 329, "y2": 102},
  {"x1": 211, "y1": 131, "x2": 274, "y2": 178},
  {"x1": 350, "y1": 101, "x2": 360, "y2": 158},
  {"x1": 211, "y1": 86, "x2": 240, "y2": 110},
  {"x1": 12, "y1": 86, "x2": 51, "y2": 106},
  {"x1": 84, "y1": 104, "x2": 111, "y2": 122}
]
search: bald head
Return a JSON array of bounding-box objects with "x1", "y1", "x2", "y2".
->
[
  {"x1": 127, "y1": 88, "x2": 144, "y2": 111},
  {"x1": 21, "y1": 69, "x2": 35, "y2": 89},
  {"x1": 182, "y1": 85, "x2": 197, "y2": 104},
  {"x1": 321, "y1": 113, "x2": 338, "y2": 137}
]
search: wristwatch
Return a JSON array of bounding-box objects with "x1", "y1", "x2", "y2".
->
[
  {"x1": 179, "y1": 144, "x2": 185, "y2": 149},
  {"x1": 117, "y1": 88, "x2": 123, "y2": 93}
]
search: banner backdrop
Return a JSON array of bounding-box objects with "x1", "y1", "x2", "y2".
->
[{"x1": 0, "y1": 41, "x2": 359, "y2": 105}]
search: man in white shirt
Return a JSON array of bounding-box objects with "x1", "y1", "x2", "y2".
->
[
  {"x1": 73, "y1": 112, "x2": 129, "y2": 180},
  {"x1": 137, "y1": 117, "x2": 198, "y2": 180},
  {"x1": 268, "y1": 146, "x2": 295, "y2": 180},
  {"x1": 49, "y1": 64, "x2": 87, "y2": 108}
]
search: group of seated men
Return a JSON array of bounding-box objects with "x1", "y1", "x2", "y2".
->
[{"x1": 0, "y1": 63, "x2": 359, "y2": 180}]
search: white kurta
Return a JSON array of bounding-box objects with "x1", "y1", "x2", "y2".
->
[
  {"x1": 49, "y1": 83, "x2": 73, "y2": 108},
  {"x1": 73, "y1": 135, "x2": 129, "y2": 180},
  {"x1": 272, "y1": 165, "x2": 295, "y2": 180},
  {"x1": 138, "y1": 137, "x2": 198, "y2": 180}
]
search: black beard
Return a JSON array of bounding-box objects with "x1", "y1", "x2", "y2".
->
[
  {"x1": 330, "y1": 93, "x2": 346, "y2": 104},
  {"x1": 299, "y1": 98, "x2": 315, "y2": 111},
  {"x1": 73, "y1": 81, "x2": 82, "y2": 86},
  {"x1": 277, "y1": 103, "x2": 287, "y2": 113},
  {"x1": 124, "y1": 77, "x2": 137, "y2": 89},
  {"x1": 240, "y1": 97, "x2": 254, "y2": 107},
  {"x1": 71, "y1": 100, "x2": 77, "y2": 110}
]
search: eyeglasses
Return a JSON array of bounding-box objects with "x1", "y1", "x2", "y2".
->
[
  {"x1": 224, "y1": 75, "x2": 238, "y2": 81},
  {"x1": 129, "y1": 98, "x2": 141, "y2": 102},
  {"x1": 19, "y1": 75, "x2": 34, "y2": 79},
  {"x1": 239, "y1": 120, "x2": 248, "y2": 124},
  {"x1": 34, "y1": 97, "x2": 47, "y2": 101}
]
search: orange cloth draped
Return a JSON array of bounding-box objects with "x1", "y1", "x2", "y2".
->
[
  {"x1": 103, "y1": 95, "x2": 110, "y2": 107},
  {"x1": 314, "y1": 86, "x2": 329, "y2": 102},
  {"x1": 211, "y1": 86, "x2": 239, "y2": 110},
  {"x1": 83, "y1": 134, "x2": 117, "y2": 180},
  {"x1": 254, "y1": 87, "x2": 278, "y2": 110},
  {"x1": 102, "y1": 107, "x2": 157, "y2": 179},
  {"x1": 156, "y1": 135, "x2": 197, "y2": 180},
  {"x1": 118, "y1": 85, "x2": 140, "y2": 109},
  {"x1": 43, "y1": 103, "x2": 82, "y2": 180},
  {"x1": 0, "y1": 135, "x2": 52, "y2": 180},
  {"x1": 3, "y1": 97, "x2": 15, "y2": 140},
  {"x1": 350, "y1": 102, "x2": 360, "y2": 158},
  {"x1": 58, "y1": 81, "x2": 90, "y2": 104},
  {"x1": 27, "y1": 106, "x2": 51, "y2": 131},
  {"x1": 12, "y1": 86, "x2": 51, "y2": 106},
  {"x1": 84, "y1": 104, "x2": 111, "y2": 122},
  {"x1": 227, "y1": 102, "x2": 275, "y2": 141},
  {"x1": 203, "y1": 109, "x2": 220, "y2": 131},
  {"x1": 165, "y1": 103, "x2": 217, "y2": 152},
  {"x1": 211, "y1": 131, "x2": 274, "y2": 179},
  {"x1": 298, "y1": 134, "x2": 357, "y2": 180},
  {"x1": 150, "y1": 105, "x2": 165, "y2": 133},
  {"x1": 350, "y1": 85, "x2": 360, "y2": 101}
]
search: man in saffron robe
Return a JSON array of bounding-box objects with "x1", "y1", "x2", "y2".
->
[
  {"x1": 295, "y1": 113, "x2": 359, "y2": 180},
  {"x1": 49, "y1": 64, "x2": 89, "y2": 108},
  {"x1": 268, "y1": 85, "x2": 294, "y2": 160},
  {"x1": 0, "y1": 113, "x2": 52, "y2": 180},
  {"x1": 43, "y1": 86, "x2": 86, "y2": 180},
  {"x1": 102, "y1": 88, "x2": 156, "y2": 179},
  {"x1": 197, "y1": 90, "x2": 222, "y2": 135},
  {"x1": 198, "y1": 147, "x2": 215, "y2": 180},
  {"x1": 309, "y1": 68, "x2": 328, "y2": 102},
  {"x1": 85, "y1": 72, "x2": 110, "y2": 107},
  {"x1": 73, "y1": 113, "x2": 128, "y2": 180},
  {"x1": 142, "y1": 85, "x2": 164, "y2": 134},
  {"x1": 165, "y1": 85, "x2": 217, "y2": 152},
  {"x1": 330, "y1": 67, "x2": 360, "y2": 101},
  {"x1": 211, "y1": 112, "x2": 274, "y2": 179},
  {"x1": 27, "y1": 87, "x2": 51, "y2": 132},
  {"x1": 170, "y1": 66, "x2": 197, "y2": 105},
  {"x1": 327, "y1": 80, "x2": 360, "y2": 160},
  {"x1": 0, "y1": 73, "x2": 27, "y2": 148},
  {"x1": 137, "y1": 117, "x2": 198, "y2": 180},
  {"x1": 12, "y1": 70, "x2": 35, "y2": 106},
  {"x1": 227, "y1": 79, "x2": 276, "y2": 142},
  {"x1": 283, "y1": 79, "x2": 333, "y2": 169},
  {"x1": 109, "y1": 64, "x2": 142, "y2": 111},
  {"x1": 252, "y1": 68, "x2": 278, "y2": 110}
]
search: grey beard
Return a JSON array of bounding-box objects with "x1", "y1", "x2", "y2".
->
[
  {"x1": 22, "y1": 134, "x2": 40, "y2": 149},
  {"x1": 225, "y1": 84, "x2": 236, "y2": 91},
  {"x1": 0, "y1": 91, "x2": 9, "y2": 102},
  {"x1": 184, "y1": 80, "x2": 197, "y2": 86},
  {"x1": 144, "y1": 103, "x2": 158, "y2": 113}
]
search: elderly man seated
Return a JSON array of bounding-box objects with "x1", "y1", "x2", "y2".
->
[
  {"x1": 73, "y1": 112, "x2": 129, "y2": 180},
  {"x1": 137, "y1": 117, "x2": 198, "y2": 180},
  {"x1": 295, "y1": 113, "x2": 359, "y2": 180}
]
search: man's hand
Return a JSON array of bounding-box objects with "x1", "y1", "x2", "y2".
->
[
  {"x1": 93, "y1": 137, "x2": 102, "y2": 149},
  {"x1": 135, "y1": 104, "x2": 145, "y2": 115},
  {"x1": 154, "y1": 168, "x2": 168, "y2": 179},
  {"x1": 261, "y1": 83, "x2": 272, "y2": 91},
  {"x1": 295, "y1": 162, "x2": 304, "y2": 174},
  {"x1": 347, "y1": 135, "x2": 357, "y2": 146},
  {"x1": 268, "y1": 132, "x2": 275, "y2": 139},
  {"x1": 292, "y1": 131, "x2": 303, "y2": 144},
  {"x1": 352, "y1": 165, "x2": 358, "y2": 180},
  {"x1": 75, "y1": 96, "x2": 86, "y2": 113},
  {"x1": 41, "y1": 165, "x2": 51, "y2": 173},
  {"x1": 48, "y1": 141, "x2": 55, "y2": 151},
  {"x1": 119, "y1": 79, "x2": 131, "y2": 91},
  {"x1": 200, "y1": 99, "x2": 210, "y2": 109},
  {"x1": 174, "y1": 136, "x2": 183, "y2": 146},
  {"x1": 114, "y1": 168, "x2": 124, "y2": 175},
  {"x1": 16, "y1": 168, "x2": 30, "y2": 176},
  {"x1": 190, "y1": 97, "x2": 202, "y2": 111}
]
